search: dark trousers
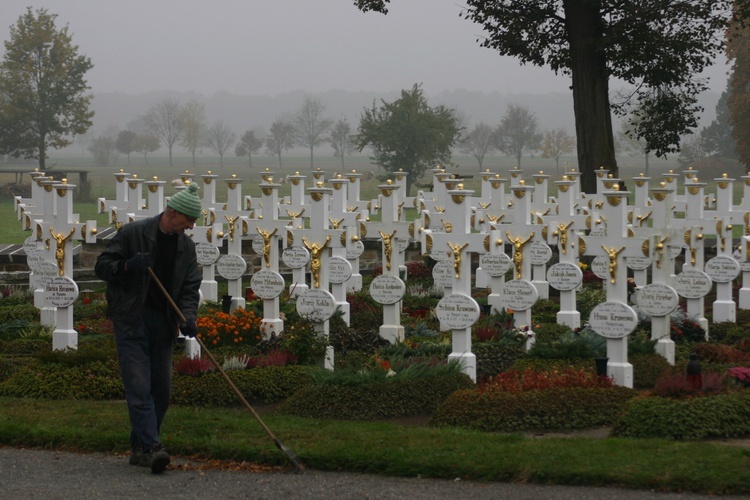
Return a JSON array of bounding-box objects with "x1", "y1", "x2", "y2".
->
[{"x1": 114, "y1": 307, "x2": 173, "y2": 452}]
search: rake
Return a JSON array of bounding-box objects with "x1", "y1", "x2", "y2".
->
[{"x1": 147, "y1": 267, "x2": 305, "y2": 473}]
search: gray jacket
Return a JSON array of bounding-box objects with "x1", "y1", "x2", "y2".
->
[{"x1": 94, "y1": 214, "x2": 201, "y2": 338}]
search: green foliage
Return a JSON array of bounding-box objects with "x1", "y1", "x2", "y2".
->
[
  {"x1": 379, "y1": 342, "x2": 451, "y2": 360},
  {"x1": 510, "y1": 357, "x2": 597, "y2": 373},
  {"x1": 630, "y1": 354, "x2": 672, "y2": 390},
  {"x1": 527, "y1": 327, "x2": 606, "y2": 359},
  {"x1": 170, "y1": 365, "x2": 314, "y2": 407},
  {"x1": 431, "y1": 386, "x2": 636, "y2": 432},
  {"x1": 275, "y1": 372, "x2": 472, "y2": 420},
  {"x1": 576, "y1": 285, "x2": 607, "y2": 323},
  {"x1": 0, "y1": 360, "x2": 123, "y2": 400},
  {"x1": 0, "y1": 305, "x2": 41, "y2": 337},
  {"x1": 0, "y1": 338, "x2": 52, "y2": 356},
  {"x1": 0, "y1": 7, "x2": 94, "y2": 168},
  {"x1": 354, "y1": 83, "x2": 463, "y2": 194},
  {"x1": 612, "y1": 391, "x2": 750, "y2": 440},
  {"x1": 35, "y1": 345, "x2": 112, "y2": 367},
  {"x1": 328, "y1": 313, "x2": 388, "y2": 355},
  {"x1": 532, "y1": 323, "x2": 573, "y2": 344},
  {"x1": 474, "y1": 342, "x2": 526, "y2": 380}
]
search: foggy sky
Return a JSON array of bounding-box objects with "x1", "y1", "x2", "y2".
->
[{"x1": 0, "y1": 0, "x2": 731, "y2": 98}]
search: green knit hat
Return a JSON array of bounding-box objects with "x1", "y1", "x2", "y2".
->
[{"x1": 167, "y1": 183, "x2": 202, "y2": 218}]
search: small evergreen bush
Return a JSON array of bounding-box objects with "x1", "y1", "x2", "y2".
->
[
  {"x1": 630, "y1": 354, "x2": 672, "y2": 389},
  {"x1": 0, "y1": 360, "x2": 123, "y2": 400},
  {"x1": 612, "y1": 391, "x2": 750, "y2": 440}
]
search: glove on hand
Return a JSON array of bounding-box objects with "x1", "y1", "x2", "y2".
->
[
  {"x1": 180, "y1": 319, "x2": 199, "y2": 338},
  {"x1": 126, "y1": 252, "x2": 151, "y2": 272}
]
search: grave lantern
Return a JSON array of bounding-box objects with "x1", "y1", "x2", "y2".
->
[{"x1": 80, "y1": 289, "x2": 93, "y2": 305}]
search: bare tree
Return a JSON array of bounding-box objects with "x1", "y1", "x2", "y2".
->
[
  {"x1": 88, "y1": 135, "x2": 116, "y2": 166},
  {"x1": 294, "y1": 96, "x2": 333, "y2": 168},
  {"x1": 179, "y1": 100, "x2": 206, "y2": 167},
  {"x1": 204, "y1": 121, "x2": 236, "y2": 167},
  {"x1": 235, "y1": 129, "x2": 264, "y2": 168},
  {"x1": 329, "y1": 117, "x2": 353, "y2": 169},
  {"x1": 541, "y1": 128, "x2": 576, "y2": 176},
  {"x1": 266, "y1": 119, "x2": 295, "y2": 168},
  {"x1": 145, "y1": 99, "x2": 183, "y2": 167},
  {"x1": 677, "y1": 135, "x2": 707, "y2": 168},
  {"x1": 494, "y1": 104, "x2": 542, "y2": 169},
  {"x1": 459, "y1": 122, "x2": 495, "y2": 171}
]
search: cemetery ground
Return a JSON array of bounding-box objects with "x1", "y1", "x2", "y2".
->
[{"x1": 1, "y1": 270, "x2": 750, "y2": 496}]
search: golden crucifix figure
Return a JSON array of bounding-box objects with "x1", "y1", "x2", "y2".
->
[
  {"x1": 506, "y1": 231, "x2": 535, "y2": 279},
  {"x1": 256, "y1": 227, "x2": 278, "y2": 268},
  {"x1": 225, "y1": 215, "x2": 239, "y2": 242},
  {"x1": 379, "y1": 229, "x2": 397, "y2": 271},
  {"x1": 328, "y1": 218, "x2": 344, "y2": 230},
  {"x1": 302, "y1": 235, "x2": 331, "y2": 288},
  {"x1": 447, "y1": 242, "x2": 469, "y2": 278},
  {"x1": 602, "y1": 245, "x2": 625, "y2": 284},
  {"x1": 49, "y1": 227, "x2": 76, "y2": 276},
  {"x1": 654, "y1": 236, "x2": 669, "y2": 269},
  {"x1": 555, "y1": 221, "x2": 574, "y2": 254}
]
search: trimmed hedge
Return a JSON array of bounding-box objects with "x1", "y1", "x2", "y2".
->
[
  {"x1": 170, "y1": 365, "x2": 314, "y2": 407},
  {"x1": 431, "y1": 386, "x2": 636, "y2": 432},
  {"x1": 0, "y1": 360, "x2": 123, "y2": 400},
  {"x1": 275, "y1": 372, "x2": 473, "y2": 420},
  {"x1": 474, "y1": 342, "x2": 525, "y2": 379},
  {"x1": 612, "y1": 391, "x2": 750, "y2": 440},
  {"x1": 631, "y1": 354, "x2": 672, "y2": 389}
]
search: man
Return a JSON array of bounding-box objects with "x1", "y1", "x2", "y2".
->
[{"x1": 95, "y1": 183, "x2": 202, "y2": 473}]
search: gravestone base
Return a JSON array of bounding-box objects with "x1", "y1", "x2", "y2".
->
[
  {"x1": 475, "y1": 268, "x2": 489, "y2": 288},
  {"x1": 182, "y1": 338, "x2": 201, "y2": 359},
  {"x1": 317, "y1": 345, "x2": 334, "y2": 372},
  {"x1": 448, "y1": 351, "x2": 476, "y2": 383},
  {"x1": 379, "y1": 324, "x2": 404, "y2": 344},
  {"x1": 713, "y1": 300, "x2": 736, "y2": 323},
  {"x1": 53, "y1": 329, "x2": 78, "y2": 351},
  {"x1": 487, "y1": 294, "x2": 502, "y2": 314},
  {"x1": 655, "y1": 338, "x2": 676, "y2": 365},
  {"x1": 200, "y1": 280, "x2": 218, "y2": 303},
  {"x1": 556, "y1": 310, "x2": 580, "y2": 330},
  {"x1": 531, "y1": 280, "x2": 549, "y2": 300},
  {"x1": 39, "y1": 307, "x2": 56, "y2": 328},
  {"x1": 336, "y1": 301, "x2": 351, "y2": 326},
  {"x1": 608, "y1": 361, "x2": 634, "y2": 388},
  {"x1": 230, "y1": 297, "x2": 246, "y2": 313},
  {"x1": 740, "y1": 288, "x2": 750, "y2": 310},
  {"x1": 261, "y1": 318, "x2": 283, "y2": 338}
]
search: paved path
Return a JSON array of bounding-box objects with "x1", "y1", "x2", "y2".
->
[{"x1": 0, "y1": 447, "x2": 743, "y2": 499}]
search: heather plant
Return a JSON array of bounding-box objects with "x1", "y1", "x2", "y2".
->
[
  {"x1": 479, "y1": 367, "x2": 613, "y2": 395},
  {"x1": 222, "y1": 354, "x2": 249, "y2": 371},
  {"x1": 727, "y1": 366, "x2": 750, "y2": 388},
  {"x1": 174, "y1": 356, "x2": 215, "y2": 376},
  {"x1": 652, "y1": 372, "x2": 725, "y2": 398}
]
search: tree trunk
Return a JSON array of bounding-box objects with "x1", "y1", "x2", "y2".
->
[
  {"x1": 38, "y1": 136, "x2": 46, "y2": 170},
  {"x1": 564, "y1": 0, "x2": 617, "y2": 194}
]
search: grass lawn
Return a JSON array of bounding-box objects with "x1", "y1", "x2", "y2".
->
[{"x1": 1, "y1": 397, "x2": 749, "y2": 495}]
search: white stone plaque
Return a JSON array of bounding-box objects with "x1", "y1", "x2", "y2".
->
[
  {"x1": 432, "y1": 260, "x2": 454, "y2": 287},
  {"x1": 528, "y1": 241, "x2": 553, "y2": 265},
  {"x1": 636, "y1": 283, "x2": 679, "y2": 317},
  {"x1": 30, "y1": 261, "x2": 59, "y2": 291},
  {"x1": 479, "y1": 253, "x2": 513, "y2": 278},
  {"x1": 250, "y1": 269, "x2": 285, "y2": 299},
  {"x1": 430, "y1": 246, "x2": 451, "y2": 262},
  {"x1": 195, "y1": 242, "x2": 220, "y2": 266},
  {"x1": 369, "y1": 275, "x2": 406, "y2": 305},
  {"x1": 501, "y1": 279, "x2": 539, "y2": 311},
  {"x1": 704, "y1": 255, "x2": 740, "y2": 283},
  {"x1": 590, "y1": 302, "x2": 638, "y2": 339},
  {"x1": 591, "y1": 256, "x2": 609, "y2": 280},
  {"x1": 436, "y1": 293, "x2": 480, "y2": 330},
  {"x1": 216, "y1": 254, "x2": 247, "y2": 280},
  {"x1": 626, "y1": 256, "x2": 652, "y2": 271},
  {"x1": 296, "y1": 288, "x2": 337, "y2": 323},
  {"x1": 741, "y1": 261, "x2": 750, "y2": 273},
  {"x1": 669, "y1": 245, "x2": 683, "y2": 260},
  {"x1": 674, "y1": 269, "x2": 713, "y2": 299},
  {"x1": 44, "y1": 276, "x2": 79, "y2": 308},
  {"x1": 24, "y1": 236, "x2": 45, "y2": 272},
  {"x1": 251, "y1": 235, "x2": 264, "y2": 255},
  {"x1": 328, "y1": 256, "x2": 353, "y2": 284},
  {"x1": 547, "y1": 262, "x2": 583, "y2": 291},
  {"x1": 590, "y1": 225, "x2": 606, "y2": 237},
  {"x1": 282, "y1": 246, "x2": 309, "y2": 269},
  {"x1": 346, "y1": 239, "x2": 365, "y2": 260}
]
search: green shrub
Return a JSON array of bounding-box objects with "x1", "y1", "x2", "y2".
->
[
  {"x1": 0, "y1": 338, "x2": 53, "y2": 356},
  {"x1": 0, "y1": 360, "x2": 123, "y2": 400},
  {"x1": 474, "y1": 343, "x2": 525, "y2": 380},
  {"x1": 630, "y1": 354, "x2": 672, "y2": 389},
  {"x1": 527, "y1": 327, "x2": 606, "y2": 359},
  {"x1": 36, "y1": 345, "x2": 114, "y2": 367},
  {"x1": 612, "y1": 391, "x2": 750, "y2": 440},
  {"x1": 170, "y1": 365, "x2": 314, "y2": 407},
  {"x1": 510, "y1": 357, "x2": 596, "y2": 373},
  {"x1": 275, "y1": 372, "x2": 473, "y2": 420},
  {"x1": 431, "y1": 386, "x2": 636, "y2": 432},
  {"x1": 532, "y1": 323, "x2": 573, "y2": 344},
  {"x1": 0, "y1": 309, "x2": 49, "y2": 339},
  {"x1": 707, "y1": 322, "x2": 735, "y2": 343},
  {"x1": 576, "y1": 285, "x2": 606, "y2": 323}
]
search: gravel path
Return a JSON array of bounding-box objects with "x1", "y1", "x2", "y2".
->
[{"x1": 1, "y1": 446, "x2": 744, "y2": 499}]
